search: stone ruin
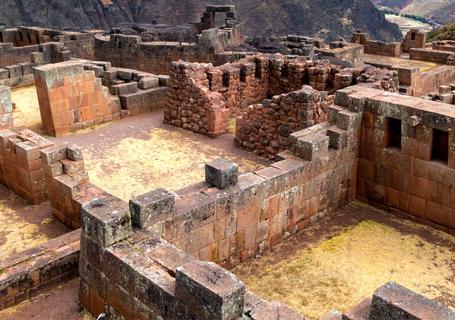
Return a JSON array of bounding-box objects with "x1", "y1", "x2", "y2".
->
[{"x1": 0, "y1": 4, "x2": 455, "y2": 320}]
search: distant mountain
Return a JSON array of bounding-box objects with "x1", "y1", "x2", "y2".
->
[
  {"x1": 0, "y1": 0, "x2": 402, "y2": 42},
  {"x1": 373, "y1": 0, "x2": 455, "y2": 24},
  {"x1": 402, "y1": 1, "x2": 455, "y2": 24}
]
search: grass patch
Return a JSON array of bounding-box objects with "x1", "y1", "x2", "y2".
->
[
  {"x1": 428, "y1": 23, "x2": 455, "y2": 41},
  {"x1": 233, "y1": 219, "x2": 455, "y2": 319}
]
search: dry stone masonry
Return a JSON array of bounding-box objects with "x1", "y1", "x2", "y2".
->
[
  {"x1": 0, "y1": 129, "x2": 53, "y2": 204},
  {"x1": 166, "y1": 54, "x2": 398, "y2": 138},
  {"x1": 2, "y1": 9, "x2": 455, "y2": 320},
  {"x1": 34, "y1": 61, "x2": 121, "y2": 136},
  {"x1": 0, "y1": 86, "x2": 13, "y2": 129}
]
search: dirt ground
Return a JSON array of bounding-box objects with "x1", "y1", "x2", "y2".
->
[
  {"x1": 232, "y1": 201, "x2": 455, "y2": 320},
  {"x1": 0, "y1": 279, "x2": 90, "y2": 320},
  {"x1": 50, "y1": 111, "x2": 268, "y2": 201},
  {"x1": 0, "y1": 184, "x2": 70, "y2": 260},
  {"x1": 10, "y1": 85, "x2": 267, "y2": 202},
  {"x1": 11, "y1": 85, "x2": 43, "y2": 132},
  {"x1": 1, "y1": 203, "x2": 454, "y2": 319}
]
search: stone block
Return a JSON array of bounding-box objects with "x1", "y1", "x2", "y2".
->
[
  {"x1": 370, "y1": 282, "x2": 455, "y2": 320},
  {"x1": 158, "y1": 75, "x2": 170, "y2": 87},
  {"x1": 328, "y1": 105, "x2": 344, "y2": 123},
  {"x1": 294, "y1": 133, "x2": 329, "y2": 161},
  {"x1": 81, "y1": 195, "x2": 132, "y2": 248},
  {"x1": 205, "y1": 158, "x2": 238, "y2": 189},
  {"x1": 40, "y1": 145, "x2": 67, "y2": 164},
  {"x1": 337, "y1": 110, "x2": 361, "y2": 130},
  {"x1": 117, "y1": 69, "x2": 133, "y2": 81},
  {"x1": 327, "y1": 126, "x2": 347, "y2": 149},
  {"x1": 439, "y1": 85, "x2": 451, "y2": 94},
  {"x1": 5, "y1": 65, "x2": 22, "y2": 78},
  {"x1": 67, "y1": 145, "x2": 83, "y2": 161},
  {"x1": 129, "y1": 188, "x2": 176, "y2": 228},
  {"x1": 110, "y1": 82, "x2": 139, "y2": 96},
  {"x1": 175, "y1": 261, "x2": 245, "y2": 320},
  {"x1": 0, "y1": 69, "x2": 9, "y2": 79},
  {"x1": 138, "y1": 76, "x2": 159, "y2": 90}
]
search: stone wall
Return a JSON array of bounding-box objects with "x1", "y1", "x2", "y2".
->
[
  {"x1": 399, "y1": 65, "x2": 455, "y2": 97},
  {"x1": 316, "y1": 42, "x2": 365, "y2": 67},
  {"x1": 426, "y1": 84, "x2": 455, "y2": 104},
  {"x1": 352, "y1": 31, "x2": 401, "y2": 57},
  {"x1": 337, "y1": 85, "x2": 455, "y2": 230},
  {"x1": 0, "y1": 86, "x2": 13, "y2": 129},
  {"x1": 193, "y1": 4, "x2": 244, "y2": 48},
  {"x1": 41, "y1": 144, "x2": 105, "y2": 229},
  {"x1": 410, "y1": 48, "x2": 455, "y2": 65},
  {"x1": 79, "y1": 191, "x2": 305, "y2": 319},
  {"x1": 165, "y1": 54, "x2": 398, "y2": 138},
  {"x1": 153, "y1": 105, "x2": 360, "y2": 266},
  {"x1": 235, "y1": 86, "x2": 332, "y2": 159},
  {"x1": 0, "y1": 229, "x2": 80, "y2": 311},
  {"x1": 0, "y1": 42, "x2": 71, "y2": 88},
  {"x1": 164, "y1": 56, "x2": 270, "y2": 137},
  {"x1": 34, "y1": 61, "x2": 121, "y2": 136},
  {"x1": 0, "y1": 129, "x2": 53, "y2": 204},
  {"x1": 323, "y1": 281, "x2": 455, "y2": 320},
  {"x1": 402, "y1": 29, "x2": 426, "y2": 53},
  {"x1": 93, "y1": 5, "x2": 243, "y2": 76},
  {"x1": 94, "y1": 33, "x2": 241, "y2": 76},
  {"x1": 1, "y1": 26, "x2": 97, "y2": 60},
  {"x1": 432, "y1": 40, "x2": 455, "y2": 53},
  {"x1": 82, "y1": 61, "x2": 169, "y2": 116}
]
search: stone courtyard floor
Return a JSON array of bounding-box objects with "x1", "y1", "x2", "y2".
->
[
  {"x1": 2, "y1": 84, "x2": 266, "y2": 260},
  {"x1": 1, "y1": 202, "x2": 454, "y2": 320},
  {"x1": 11, "y1": 85, "x2": 42, "y2": 132},
  {"x1": 11, "y1": 85, "x2": 268, "y2": 201},
  {"x1": 50, "y1": 110, "x2": 267, "y2": 201},
  {"x1": 0, "y1": 184, "x2": 69, "y2": 260},
  {"x1": 232, "y1": 201, "x2": 455, "y2": 320}
]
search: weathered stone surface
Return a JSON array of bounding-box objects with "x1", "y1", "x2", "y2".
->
[
  {"x1": 370, "y1": 282, "x2": 455, "y2": 320},
  {"x1": 205, "y1": 158, "x2": 239, "y2": 189},
  {"x1": 82, "y1": 195, "x2": 132, "y2": 247},
  {"x1": 129, "y1": 188, "x2": 176, "y2": 228},
  {"x1": 294, "y1": 133, "x2": 329, "y2": 161},
  {"x1": 175, "y1": 261, "x2": 245, "y2": 320}
]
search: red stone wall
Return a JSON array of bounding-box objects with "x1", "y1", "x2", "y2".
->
[
  {"x1": 155, "y1": 107, "x2": 360, "y2": 266},
  {"x1": 337, "y1": 85, "x2": 455, "y2": 230},
  {"x1": 410, "y1": 48, "x2": 455, "y2": 65},
  {"x1": 352, "y1": 32, "x2": 401, "y2": 57},
  {"x1": 402, "y1": 29, "x2": 426, "y2": 53},
  {"x1": 79, "y1": 191, "x2": 305, "y2": 319},
  {"x1": 432, "y1": 41, "x2": 455, "y2": 53},
  {"x1": 34, "y1": 61, "x2": 121, "y2": 137},
  {"x1": 41, "y1": 145, "x2": 105, "y2": 229},
  {"x1": 0, "y1": 129, "x2": 53, "y2": 204}
]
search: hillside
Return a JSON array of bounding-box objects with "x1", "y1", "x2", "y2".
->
[
  {"x1": 373, "y1": 0, "x2": 455, "y2": 24},
  {"x1": 402, "y1": 0, "x2": 455, "y2": 24},
  {"x1": 0, "y1": 0, "x2": 402, "y2": 41},
  {"x1": 427, "y1": 23, "x2": 455, "y2": 41}
]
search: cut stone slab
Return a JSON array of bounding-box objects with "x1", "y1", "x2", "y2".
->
[
  {"x1": 129, "y1": 188, "x2": 176, "y2": 228},
  {"x1": 205, "y1": 158, "x2": 238, "y2": 189}
]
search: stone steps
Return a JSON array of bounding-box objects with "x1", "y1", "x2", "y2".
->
[{"x1": 288, "y1": 103, "x2": 361, "y2": 160}]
